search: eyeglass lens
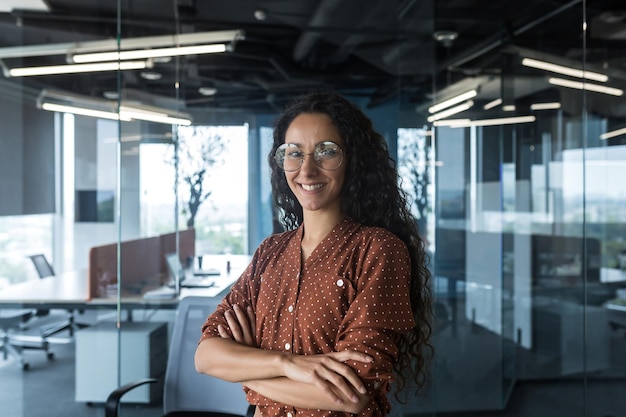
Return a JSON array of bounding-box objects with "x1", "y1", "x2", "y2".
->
[{"x1": 275, "y1": 141, "x2": 343, "y2": 171}]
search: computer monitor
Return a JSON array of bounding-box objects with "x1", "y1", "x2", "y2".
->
[{"x1": 165, "y1": 253, "x2": 185, "y2": 286}]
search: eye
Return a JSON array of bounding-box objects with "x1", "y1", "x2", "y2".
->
[
  {"x1": 315, "y1": 142, "x2": 341, "y2": 159},
  {"x1": 286, "y1": 149, "x2": 304, "y2": 159}
]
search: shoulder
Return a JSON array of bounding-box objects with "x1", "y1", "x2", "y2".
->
[
  {"x1": 252, "y1": 228, "x2": 299, "y2": 260},
  {"x1": 258, "y1": 228, "x2": 298, "y2": 248},
  {"x1": 353, "y1": 223, "x2": 406, "y2": 248},
  {"x1": 345, "y1": 222, "x2": 409, "y2": 260}
]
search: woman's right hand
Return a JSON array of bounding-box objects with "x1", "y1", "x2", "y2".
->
[
  {"x1": 218, "y1": 304, "x2": 256, "y2": 347},
  {"x1": 280, "y1": 350, "x2": 373, "y2": 404}
]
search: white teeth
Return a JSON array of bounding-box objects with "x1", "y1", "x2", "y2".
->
[{"x1": 301, "y1": 183, "x2": 324, "y2": 191}]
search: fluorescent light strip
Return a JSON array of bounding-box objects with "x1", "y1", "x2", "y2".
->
[
  {"x1": 0, "y1": 30, "x2": 244, "y2": 59},
  {"x1": 428, "y1": 90, "x2": 477, "y2": 113},
  {"x1": 600, "y1": 127, "x2": 626, "y2": 140},
  {"x1": 548, "y1": 77, "x2": 623, "y2": 96},
  {"x1": 119, "y1": 106, "x2": 168, "y2": 117},
  {"x1": 42, "y1": 103, "x2": 191, "y2": 125},
  {"x1": 483, "y1": 98, "x2": 502, "y2": 110},
  {"x1": 530, "y1": 102, "x2": 561, "y2": 110},
  {"x1": 471, "y1": 115, "x2": 536, "y2": 126},
  {"x1": 502, "y1": 105, "x2": 516, "y2": 111},
  {"x1": 522, "y1": 58, "x2": 608, "y2": 82},
  {"x1": 433, "y1": 119, "x2": 471, "y2": 127},
  {"x1": 72, "y1": 43, "x2": 227, "y2": 63},
  {"x1": 434, "y1": 115, "x2": 536, "y2": 128},
  {"x1": 118, "y1": 105, "x2": 191, "y2": 125},
  {"x1": 120, "y1": 110, "x2": 192, "y2": 126},
  {"x1": 8, "y1": 60, "x2": 147, "y2": 77},
  {"x1": 41, "y1": 103, "x2": 131, "y2": 121},
  {"x1": 427, "y1": 100, "x2": 474, "y2": 122}
]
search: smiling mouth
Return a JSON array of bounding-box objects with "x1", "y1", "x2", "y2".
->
[{"x1": 301, "y1": 183, "x2": 325, "y2": 191}]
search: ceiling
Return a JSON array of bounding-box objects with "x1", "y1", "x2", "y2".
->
[{"x1": 0, "y1": 0, "x2": 625, "y2": 116}]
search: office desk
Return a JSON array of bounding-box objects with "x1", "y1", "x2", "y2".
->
[
  {"x1": 0, "y1": 269, "x2": 90, "y2": 310},
  {"x1": 0, "y1": 254, "x2": 248, "y2": 311}
]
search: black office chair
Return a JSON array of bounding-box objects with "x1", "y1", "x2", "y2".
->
[
  {"x1": 27, "y1": 254, "x2": 89, "y2": 337},
  {"x1": 1, "y1": 308, "x2": 53, "y2": 370},
  {"x1": 105, "y1": 296, "x2": 254, "y2": 417}
]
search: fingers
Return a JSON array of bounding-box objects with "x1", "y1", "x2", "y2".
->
[
  {"x1": 286, "y1": 354, "x2": 369, "y2": 404},
  {"x1": 330, "y1": 350, "x2": 374, "y2": 365},
  {"x1": 233, "y1": 304, "x2": 254, "y2": 343},
  {"x1": 217, "y1": 324, "x2": 230, "y2": 338},
  {"x1": 317, "y1": 356, "x2": 367, "y2": 399},
  {"x1": 222, "y1": 304, "x2": 256, "y2": 346}
]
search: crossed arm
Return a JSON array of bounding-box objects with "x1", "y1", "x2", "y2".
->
[{"x1": 194, "y1": 304, "x2": 373, "y2": 413}]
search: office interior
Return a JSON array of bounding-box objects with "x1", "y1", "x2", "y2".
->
[{"x1": 1, "y1": 0, "x2": 625, "y2": 416}]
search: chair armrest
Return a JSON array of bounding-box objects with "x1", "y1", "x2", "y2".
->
[{"x1": 105, "y1": 378, "x2": 158, "y2": 417}]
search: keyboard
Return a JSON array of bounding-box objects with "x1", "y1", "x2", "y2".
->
[{"x1": 180, "y1": 275, "x2": 215, "y2": 288}]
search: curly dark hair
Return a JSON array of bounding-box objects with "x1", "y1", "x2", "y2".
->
[{"x1": 269, "y1": 92, "x2": 433, "y2": 396}]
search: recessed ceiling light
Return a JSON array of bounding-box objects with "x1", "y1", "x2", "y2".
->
[
  {"x1": 140, "y1": 71, "x2": 162, "y2": 81},
  {"x1": 198, "y1": 87, "x2": 217, "y2": 96},
  {"x1": 254, "y1": 9, "x2": 267, "y2": 21},
  {"x1": 433, "y1": 30, "x2": 458, "y2": 47},
  {"x1": 103, "y1": 91, "x2": 119, "y2": 100}
]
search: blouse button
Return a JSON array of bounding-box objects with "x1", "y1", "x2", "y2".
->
[
  {"x1": 336, "y1": 279, "x2": 344, "y2": 287},
  {"x1": 288, "y1": 305, "x2": 294, "y2": 313},
  {"x1": 287, "y1": 413, "x2": 293, "y2": 417},
  {"x1": 285, "y1": 343, "x2": 291, "y2": 350}
]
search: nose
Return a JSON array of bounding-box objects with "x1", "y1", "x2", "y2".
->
[{"x1": 299, "y1": 153, "x2": 318, "y2": 174}]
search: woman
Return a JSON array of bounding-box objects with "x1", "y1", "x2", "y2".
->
[{"x1": 195, "y1": 92, "x2": 432, "y2": 417}]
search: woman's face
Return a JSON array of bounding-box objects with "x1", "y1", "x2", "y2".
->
[{"x1": 281, "y1": 113, "x2": 346, "y2": 216}]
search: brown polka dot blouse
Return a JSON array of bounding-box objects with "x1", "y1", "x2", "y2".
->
[{"x1": 200, "y1": 218, "x2": 415, "y2": 417}]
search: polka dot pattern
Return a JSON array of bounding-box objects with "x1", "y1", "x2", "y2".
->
[{"x1": 200, "y1": 218, "x2": 415, "y2": 417}]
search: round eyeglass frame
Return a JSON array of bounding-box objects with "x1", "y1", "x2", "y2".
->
[{"x1": 274, "y1": 141, "x2": 344, "y2": 172}]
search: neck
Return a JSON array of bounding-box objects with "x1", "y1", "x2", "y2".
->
[{"x1": 301, "y1": 209, "x2": 344, "y2": 246}]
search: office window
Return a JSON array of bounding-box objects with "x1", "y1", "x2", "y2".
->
[
  {"x1": 140, "y1": 125, "x2": 249, "y2": 255},
  {"x1": 397, "y1": 127, "x2": 435, "y2": 250},
  {"x1": 0, "y1": 214, "x2": 54, "y2": 286}
]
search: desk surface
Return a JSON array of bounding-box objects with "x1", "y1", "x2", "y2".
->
[
  {"x1": 0, "y1": 254, "x2": 248, "y2": 309},
  {"x1": 606, "y1": 298, "x2": 626, "y2": 313}
]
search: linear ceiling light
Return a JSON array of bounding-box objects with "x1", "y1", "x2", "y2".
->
[
  {"x1": 483, "y1": 98, "x2": 502, "y2": 110},
  {"x1": 600, "y1": 127, "x2": 626, "y2": 140},
  {"x1": 432, "y1": 119, "x2": 472, "y2": 127},
  {"x1": 0, "y1": 30, "x2": 244, "y2": 60},
  {"x1": 119, "y1": 107, "x2": 192, "y2": 125},
  {"x1": 548, "y1": 77, "x2": 623, "y2": 96},
  {"x1": 37, "y1": 90, "x2": 192, "y2": 125},
  {"x1": 427, "y1": 100, "x2": 474, "y2": 122},
  {"x1": 434, "y1": 115, "x2": 536, "y2": 128},
  {"x1": 530, "y1": 102, "x2": 561, "y2": 110},
  {"x1": 5, "y1": 60, "x2": 148, "y2": 77},
  {"x1": 428, "y1": 90, "x2": 478, "y2": 113},
  {"x1": 471, "y1": 115, "x2": 536, "y2": 127},
  {"x1": 41, "y1": 103, "x2": 130, "y2": 121},
  {"x1": 522, "y1": 58, "x2": 608, "y2": 82},
  {"x1": 72, "y1": 43, "x2": 227, "y2": 63}
]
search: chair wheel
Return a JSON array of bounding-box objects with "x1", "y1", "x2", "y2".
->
[
  {"x1": 23, "y1": 363, "x2": 30, "y2": 371},
  {"x1": 47, "y1": 352, "x2": 54, "y2": 360}
]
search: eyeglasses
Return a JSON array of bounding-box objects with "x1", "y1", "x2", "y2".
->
[{"x1": 274, "y1": 141, "x2": 344, "y2": 172}]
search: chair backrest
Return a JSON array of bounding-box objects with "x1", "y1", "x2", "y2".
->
[
  {"x1": 164, "y1": 295, "x2": 250, "y2": 415},
  {"x1": 28, "y1": 254, "x2": 55, "y2": 278}
]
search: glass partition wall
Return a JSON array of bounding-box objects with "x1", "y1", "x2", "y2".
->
[
  {"x1": 1, "y1": 1, "x2": 626, "y2": 416},
  {"x1": 397, "y1": 1, "x2": 626, "y2": 416}
]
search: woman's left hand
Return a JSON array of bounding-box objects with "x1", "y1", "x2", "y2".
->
[{"x1": 218, "y1": 304, "x2": 256, "y2": 347}]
